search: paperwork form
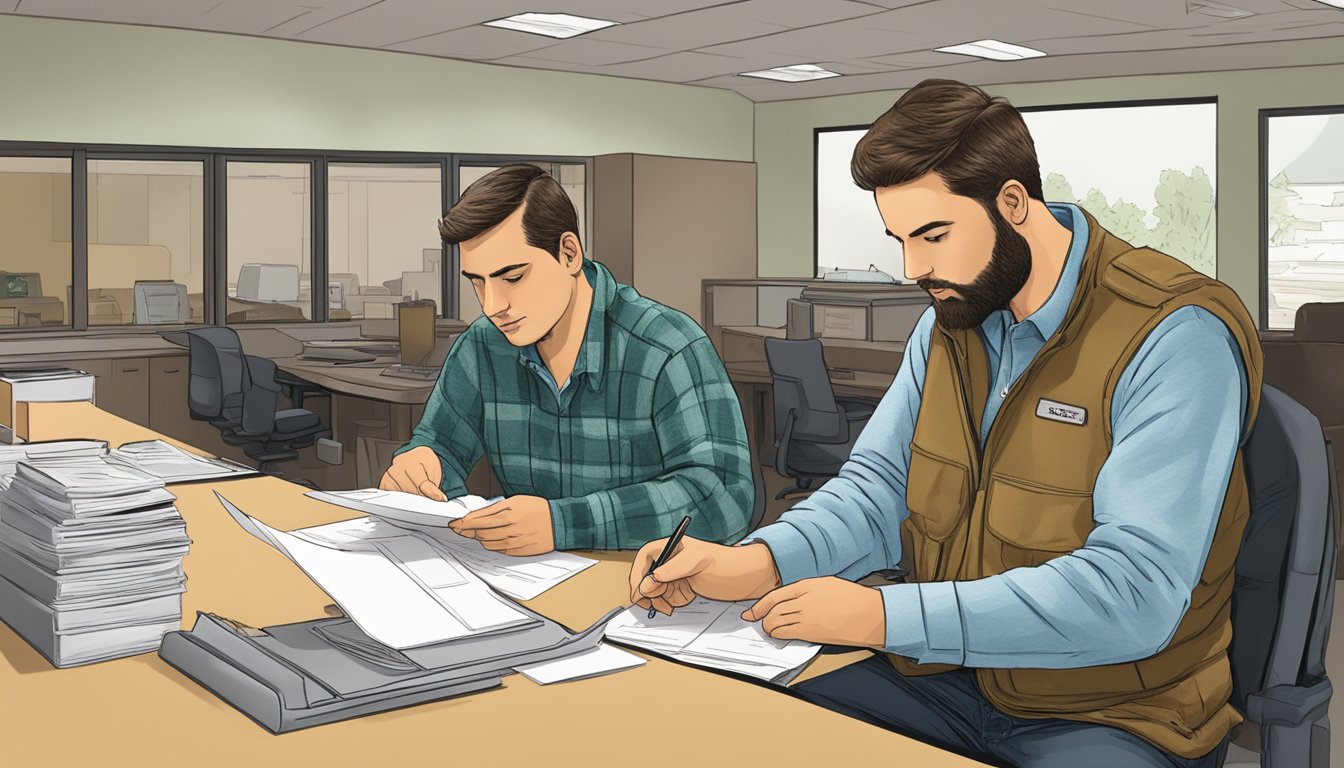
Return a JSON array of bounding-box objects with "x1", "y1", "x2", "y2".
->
[
  {"x1": 305, "y1": 488, "x2": 491, "y2": 527},
  {"x1": 604, "y1": 598, "x2": 821, "y2": 684},
  {"x1": 301, "y1": 490, "x2": 598, "y2": 600},
  {"x1": 215, "y1": 493, "x2": 536, "y2": 649}
]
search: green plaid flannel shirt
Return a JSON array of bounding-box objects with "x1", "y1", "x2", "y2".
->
[{"x1": 399, "y1": 261, "x2": 753, "y2": 550}]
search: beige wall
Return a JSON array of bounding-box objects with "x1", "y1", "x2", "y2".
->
[
  {"x1": 0, "y1": 15, "x2": 753, "y2": 161},
  {"x1": 755, "y1": 61, "x2": 1344, "y2": 325}
]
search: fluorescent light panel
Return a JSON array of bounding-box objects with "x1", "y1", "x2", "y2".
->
[
  {"x1": 483, "y1": 13, "x2": 619, "y2": 39},
  {"x1": 935, "y1": 39, "x2": 1047, "y2": 61},
  {"x1": 739, "y1": 64, "x2": 841, "y2": 82},
  {"x1": 1310, "y1": 0, "x2": 1344, "y2": 8}
]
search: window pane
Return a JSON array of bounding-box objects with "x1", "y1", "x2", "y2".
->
[
  {"x1": 87, "y1": 159, "x2": 204, "y2": 325},
  {"x1": 455, "y1": 162, "x2": 586, "y2": 321},
  {"x1": 1265, "y1": 112, "x2": 1344, "y2": 330},
  {"x1": 815, "y1": 103, "x2": 1218, "y2": 280},
  {"x1": 226, "y1": 161, "x2": 312, "y2": 323},
  {"x1": 0, "y1": 156, "x2": 72, "y2": 328},
  {"x1": 1026, "y1": 103, "x2": 1217, "y2": 276},
  {"x1": 328, "y1": 163, "x2": 442, "y2": 321}
]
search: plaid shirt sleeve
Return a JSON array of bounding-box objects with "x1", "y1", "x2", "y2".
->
[
  {"x1": 548, "y1": 336, "x2": 754, "y2": 550},
  {"x1": 395, "y1": 332, "x2": 486, "y2": 498}
]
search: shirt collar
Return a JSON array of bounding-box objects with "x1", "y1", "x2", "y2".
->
[
  {"x1": 518, "y1": 260, "x2": 612, "y2": 392},
  {"x1": 1014, "y1": 202, "x2": 1089, "y2": 340}
]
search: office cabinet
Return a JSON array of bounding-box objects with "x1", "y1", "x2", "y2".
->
[
  {"x1": 592, "y1": 154, "x2": 757, "y2": 325},
  {"x1": 63, "y1": 357, "x2": 149, "y2": 427}
]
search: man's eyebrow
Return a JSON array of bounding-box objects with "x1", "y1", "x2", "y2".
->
[
  {"x1": 489, "y1": 263, "x2": 528, "y2": 278},
  {"x1": 908, "y1": 220, "x2": 954, "y2": 239},
  {"x1": 462, "y1": 263, "x2": 528, "y2": 280}
]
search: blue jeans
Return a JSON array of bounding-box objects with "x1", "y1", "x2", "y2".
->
[{"x1": 791, "y1": 655, "x2": 1229, "y2": 768}]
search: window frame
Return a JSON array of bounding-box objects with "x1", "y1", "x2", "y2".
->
[
  {"x1": 0, "y1": 141, "x2": 593, "y2": 332},
  {"x1": 811, "y1": 95, "x2": 1219, "y2": 280},
  {"x1": 1258, "y1": 103, "x2": 1344, "y2": 331}
]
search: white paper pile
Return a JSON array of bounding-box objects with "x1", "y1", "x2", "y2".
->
[{"x1": 0, "y1": 456, "x2": 188, "y2": 667}]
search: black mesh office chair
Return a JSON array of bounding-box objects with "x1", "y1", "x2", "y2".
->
[
  {"x1": 764, "y1": 337, "x2": 878, "y2": 499},
  {"x1": 185, "y1": 327, "x2": 329, "y2": 489},
  {"x1": 1229, "y1": 384, "x2": 1336, "y2": 767}
]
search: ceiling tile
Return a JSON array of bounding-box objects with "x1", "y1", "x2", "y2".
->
[
  {"x1": 385, "y1": 25, "x2": 558, "y2": 60},
  {"x1": 517, "y1": 38, "x2": 676, "y2": 67}
]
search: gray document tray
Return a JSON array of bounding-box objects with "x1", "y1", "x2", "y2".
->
[{"x1": 159, "y1": 603, "x2": 621, "y2": 733}]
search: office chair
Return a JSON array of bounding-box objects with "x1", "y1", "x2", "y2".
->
[
  {"x1": 1229, "y1": 384, "x2": 1336, "y2": 767},
  {"x1": 184, "y1": 327, "x2": 329, "y2": 489},
  {"x1": 764, "y1": 337, "x2": 877, "y2": 499}
]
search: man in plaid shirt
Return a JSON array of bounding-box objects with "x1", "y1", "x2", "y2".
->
[{"x1": 381, "y1": 165, "x2": 753, "y2": 556}]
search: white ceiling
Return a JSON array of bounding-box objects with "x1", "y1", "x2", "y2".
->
[{"x1": 4, "y1": 0, "x2": 1343, "y2": 101}]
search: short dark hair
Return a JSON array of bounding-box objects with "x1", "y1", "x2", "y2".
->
[
  {"x1": 438, "y1": 164, "x2": 580, "y2": 259},
  {"x1": 851, "y1": 79, "x2": 1042, "y2": 207}
]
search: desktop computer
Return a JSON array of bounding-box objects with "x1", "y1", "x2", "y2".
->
[{"x1": 381, "y1": 299, "x2": 440, "y2": 381}]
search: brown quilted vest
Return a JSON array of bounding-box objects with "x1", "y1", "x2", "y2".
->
[{"x1": 890, "y1": 209, "x2": 1264, "y2": 758}]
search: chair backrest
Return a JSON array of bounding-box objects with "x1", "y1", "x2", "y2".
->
[
  {"x1": 1293, "y1": 302, "x2": 1344, "y2": 343},
  {"x1": 1231, "y1": 385, "x2": 1336, "y2": 712},
  {"x1": 185, "y1": 327, "x2": 250, "y2": 425},
  {"x1": 764, "y1": 337, "x2": 841, "y2": 440}
]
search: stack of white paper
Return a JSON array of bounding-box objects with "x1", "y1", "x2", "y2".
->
[
  {"x1": 604, "y1": 597, "x2": 821, "y2": 684},
  {"x1": 0, "y1": 440, "x2": 109, "y2": 490},
  {"x1": 106, "y1": 440, "x2": 258, "y2": 484},
  {"x1": 304, "y1": 488, "x2": 598, "y2": 600},
  {"x1": 0, "y1": 456, "x2": 188, "y2": 667}
]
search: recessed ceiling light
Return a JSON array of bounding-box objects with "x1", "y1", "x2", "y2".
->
[
  {"x1": 483, "y1": 12, "x2": 619, "y2": 39},
  {"x1": 739, "y1": 64, "x2": 842, "y2": 82},
  {"x1": 934, "y1": 39, "x2": 1047, "y2": 61}
]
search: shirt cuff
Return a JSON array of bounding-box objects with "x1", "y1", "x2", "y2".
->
[
  {"x1": 548, "y1": 495, "x2": 600, "y2": 550},
  {"x1": 740, "y1": 522, "x2": 823, "y2": 585},
  {"x1": 879, "y1": 581, "x2": 966, "y2": 665}
]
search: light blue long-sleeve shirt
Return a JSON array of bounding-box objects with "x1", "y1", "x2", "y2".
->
[{"x1": 749, "y1": 203, "x2": 1249, "y2": 669}]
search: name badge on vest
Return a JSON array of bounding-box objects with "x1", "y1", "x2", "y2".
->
[{"x1": 1036, "y1": 398, "x2": 1087, "y2": 426}]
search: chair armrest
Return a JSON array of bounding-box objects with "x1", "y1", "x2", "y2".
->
[{"x1": 836, "y1": 396, "x2": 879, "y2": 422}]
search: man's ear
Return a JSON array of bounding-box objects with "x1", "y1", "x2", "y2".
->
[
  {"x1": 997, "y1": 180, "x2": 1030, "y2": 226},
  {"x1": 558, "y1": 232, "x2": 584, "y2": 275}
]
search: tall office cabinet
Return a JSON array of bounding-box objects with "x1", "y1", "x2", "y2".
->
[{"x1": 591, "y1": 154, "x2": 757, "y2": 325}]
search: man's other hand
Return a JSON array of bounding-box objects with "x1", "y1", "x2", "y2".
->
[{"x1": 449, "y1": 495, "x2": 555, "y2": 556}]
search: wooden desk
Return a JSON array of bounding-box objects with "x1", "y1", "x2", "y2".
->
[{"x1": 2, "y1": 402, "x2": 984, "y2": 767}]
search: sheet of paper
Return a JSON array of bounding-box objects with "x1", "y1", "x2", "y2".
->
[
  {"x1": 604, "y1": 598, "x2": 820, "y2": 683},
  {"x1": 514, "y1": 643, "x2": 646, "y2": 685},
  {"x1": 416, "y1": 526, "x2": 598, "y2": 601},
  {"x1": 214, "y1": 492, "x2": 533, "y2": 649},
  {"x1": 305, "y1": 488, "x2": 492, "y2": 527},
  {"x1": 290, "y1": 512, "x2": 598, "y2": 601},
  {"x1": 108, "y1": 440, "x2": 256, "y2": 482}
]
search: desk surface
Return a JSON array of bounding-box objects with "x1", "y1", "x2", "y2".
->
[
  {"x1": 3, "y1": 402, "x2": 985, "y2": 767},
  {"x1": 273, "y1": 356, "x2": 436, "y2": 404}
]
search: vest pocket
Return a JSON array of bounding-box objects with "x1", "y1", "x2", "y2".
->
[
  {"x1": 985, "y1": 474, "x2": 1093, "y2": 569},
  {"x1": 904, "y1": 445, "x2": 971, "y2": 581},
  {"x1": 905, "y1": 444, "x2": 971, "y2": 540}
]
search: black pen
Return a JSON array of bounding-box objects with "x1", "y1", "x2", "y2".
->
[{"x1": 644, "y1": 515, "x2": 693, "y2": 619}]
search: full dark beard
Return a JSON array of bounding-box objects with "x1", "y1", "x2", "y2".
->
[{"x1": 918, "y1": 208, "x2": 1032, "y2": 331}]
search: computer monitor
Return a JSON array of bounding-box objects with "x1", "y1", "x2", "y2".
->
[
  {"x1": 236, "y1": 263, "x2": 300, "y2": 302},
  {"x1": 0, "y1": 272, "x2": 42, "y2": 299},
  {"x1": 398, "y1": 299, "x2": 437, "y2": 367},
  {"x1": 133, "y1": 281, "x2": 189, "y2": 324}
]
